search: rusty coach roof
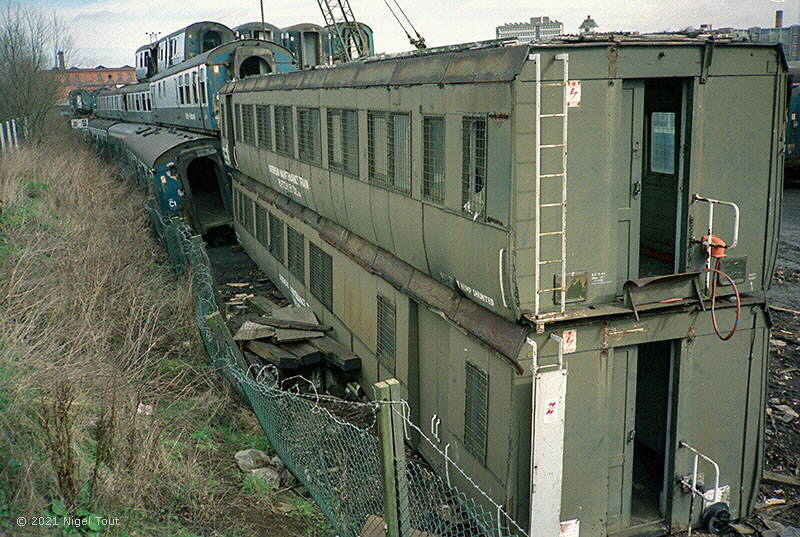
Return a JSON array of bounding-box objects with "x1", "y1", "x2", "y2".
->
[
  {"x1": 107, "y1": 123, "x2": 217, "y2": 168},
  {"x1": 221, "y1": 35, "x2": 785, "y2": 93}
]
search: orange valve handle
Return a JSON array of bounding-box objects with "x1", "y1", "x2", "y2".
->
[{"x1": 701, "y1": 234, "x2": 727, "y2": 259}]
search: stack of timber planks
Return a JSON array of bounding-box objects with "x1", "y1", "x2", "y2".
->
[{"x1": 226, "y1": 295, "x2": 361, "y2": 395}]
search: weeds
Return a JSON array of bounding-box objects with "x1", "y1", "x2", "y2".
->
[{"x1": 0, "y1": 121, "x2": 329, "y2": 537}]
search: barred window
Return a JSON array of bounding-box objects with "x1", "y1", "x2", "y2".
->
[
  {"x1": 286, "y1": 225, "x2": 305, "y2": 284},
  {"x1": 255, "y1": 205, "x2": 268, "y2": 247},
  {"x1": 376, "y1": 294, "x2": 396, "y2": 371},
  {"x1": 464, "y1": 362, "x2": 488, "y2": 464},
  {"x1": 239, "y1": 193, "x2": 254, "y2": 235},
  {"x1": 368, "y1": 111, "x2": 411, "y2": 194},
  {"x1": 309, "y1": 243, "x2": 333, "y2": 309},
  {"x1": 234, "y1": 103, "x2": 242, "y2": 142},
  {"x1": 461, "y1": 116, "x2": 487, "y2": 219},
  {"x1": 423, "y1": 116, "x2": 445, "y2": 203},
  {"x1": 297, "y1": 108, "x2": 321, "y2": 164},
  {"x1": 274, "y1": 105, "x2": 294, "y2": 157},
  {"x1": 268, "y1": 213, "x2": 284, "y2": 264},
  {"x1": 256, "y1": 105, "x2": 272, "y2": 150},
  {"x1": 327, "y1": 109, "x2": 359, "y2": 177},
  {"x1": 241, "y1": 104, "x2": 255, "y2": 145}
]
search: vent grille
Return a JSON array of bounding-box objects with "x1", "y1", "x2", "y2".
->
[
  {"x1": 256, "y1": 104, "x2": 272, "y2": 150},
  {"x1": 309, "y1": 243, "x2": 333, "y2": 309},
  {"x1": 464, "y1": 362, "x2": 488, "y2": 464},
  {"x1": 255, "y1": 205, "x2": 268, "y2": 247},
  {"x1": 297, "y1": 108, "x2": 321, "y2": 164},
  {"x1": 376, "y1": 294, "x2": 396, "y2": 371},
  {"x1": 287, "y1": 225, "x2": 305, "y2": 284},
  {"x1": 368, "y1": 111, "x2": 411, "y2": 195},
  {"x1": 423, "y1": 116, "x2": 445, "y2": 204},
  {"x1": 327, "y1": 109, "x2": 359, "y2": 177},
  {"x1": 275, "y1": 105, "x2": 294, "y2": 157},
  {"x1": 268, "y1": 212, "x2": 284, "y2": 264},
  {"x1": 241, "y1": 104, "x2": 255, "y2": 145}
]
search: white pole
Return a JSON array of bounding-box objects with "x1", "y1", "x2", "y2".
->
[
  {"x1": 0, "y1": 121, "x2": 7, "y2": 153},
  {"x1": 11, "y1": 119, "x2": 19, "y2": 150}
]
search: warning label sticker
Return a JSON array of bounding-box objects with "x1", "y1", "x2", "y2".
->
[
  {"x1": 567, "y1": 81, "x2": 581, "y2": 107},
  {"x1": 543, "y1": 398, "x2": 559, "y2": 423},
  {"x1": 563, "y1": 329, "x2": 577, "y2": 354}
]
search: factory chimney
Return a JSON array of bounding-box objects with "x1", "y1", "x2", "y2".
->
[
  {"x1": 776, "y1": 10, "x2": 784, "y2": 28},
  {"x1": 57, "y1": 50, "x2": 65, "y2": 70}
]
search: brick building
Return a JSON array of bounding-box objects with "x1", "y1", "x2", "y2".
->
[{"x1": 54, "y1": 57, "x2": 135, "y2": 102}]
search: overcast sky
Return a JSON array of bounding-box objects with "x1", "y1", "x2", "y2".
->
[{"x1": 31, "y1": 0, "x2": 800, "y2": 68}]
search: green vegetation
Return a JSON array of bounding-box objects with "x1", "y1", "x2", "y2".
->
[{"x1": 0, "y1": 123, "x2": 331, "y2": 536}]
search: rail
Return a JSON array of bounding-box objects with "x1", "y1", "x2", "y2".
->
[{"x1": 678, "y1": 440, "x2": 721, "y2": 504}]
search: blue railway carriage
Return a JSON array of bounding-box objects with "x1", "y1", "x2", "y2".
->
[
  {"x1": 149, "y1": 39, "x2": 295, "y2": 133},
  {"x1": 101, "y1": 122, "x2": 231, "y2": 233},
  {"x1": 234, "y1": 21, "x2": 281, "y2": 42},
  {"x1": 93, "y1": 83, "x2": 153, "y2": 124},
  {"x1": 94, "y1": 87, "x2": 126, "y2": 121},
  {"x1": 280, "y1": 23, "x2": 324, "y2": 68},
  {"x1": 322, "y1": 22, "x2": 374, "y2": 63},
  {"x1": 68, "y1": 88, "x2": 95, "y2": 115},
  {"x1": 136, "y1": 21, "x2": 236, "y2": 81}
]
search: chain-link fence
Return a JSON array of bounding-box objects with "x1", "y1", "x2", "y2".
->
[{"x1": 144, "y1": 199, "x2": 528, "y2": 537}]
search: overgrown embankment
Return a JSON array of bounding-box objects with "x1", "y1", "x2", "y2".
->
[{"x1": 0, "y1": 122, "x2": 329, "y2": 537}]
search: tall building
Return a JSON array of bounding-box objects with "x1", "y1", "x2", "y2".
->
[
  {"x1": 748, "y1": 25, "x2": 800, "y2": 61},
  {"x1": 495, "y1": 16, "x2": 564, "y2": 42}
]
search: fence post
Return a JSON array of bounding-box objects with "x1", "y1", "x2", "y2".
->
[
  {"x1": 375, "y1": 378, "x2": 410, "y2": 537},
  {"x1": 11, "y1": 119, "x2": 18, "y2": 149},
  {"x1": 1, "y1": 121, "x2": 6, "y2": 153}
]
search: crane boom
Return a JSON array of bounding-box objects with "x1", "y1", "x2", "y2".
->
[{"x1": 317, "y1": 0, "x2": 370, "y2": 62}]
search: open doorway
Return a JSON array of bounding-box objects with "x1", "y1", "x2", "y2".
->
[
  {"x1": 239, "y1": 55, "x2": 271, "y2": 78},
  {"x1": 185, "y1": 156, "x2": 228, "y2": 233},
  {"x1": 639, "y1": 80, "x2": 685, "y2": 277},
  {"x1": 631, "y1": 340, "x2": 674, "y2": 525}
]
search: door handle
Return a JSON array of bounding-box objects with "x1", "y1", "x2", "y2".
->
[
  {"x1": 632, "y1": 181, "x2": 641, "y2": 199},
  {"x1": 627, "y1": 429, "x2": 636, "y2": 444}
]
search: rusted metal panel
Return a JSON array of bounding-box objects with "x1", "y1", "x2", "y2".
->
[
  {"x1": 352, "y1": 59, "x2": 400, "y2": 87},
  {"x1": 373, "y1": 250, "x2": 415, "y2": 290},
  {"x1": 442, "y1": 45, "x2": 529, "y2": 84},
  {"x1": 390, "y1": 53, "x2": 451, "y2": 86}
]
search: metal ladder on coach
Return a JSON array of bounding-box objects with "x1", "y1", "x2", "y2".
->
[{"x1": 532, "y1": 52, "x2": 569, "y2": 317}]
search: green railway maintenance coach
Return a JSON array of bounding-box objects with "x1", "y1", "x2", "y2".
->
[{"x1": 219, "y1": 35, "x2": 786, "y2": 537}]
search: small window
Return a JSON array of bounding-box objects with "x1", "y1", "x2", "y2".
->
[
  {"x1": 297, "y1": 108, "x2": 320, "y2": 164},
  {"x1": 274, "y1": 105, "x2": 294, "y2": 157},
  {"x1": 650, "y1": 112, "x2": 676, "y2": 175},
  {"x1": 368, "y1": 111, "x2": 411, "y2": 194},
  {"x1": 256, "y1": 105, "x2": 272, "y2": 150},
  {"x1": 327, "y1": 109, "x2": 358, "y2": 177},
  {"x1": 309, "y1": 243, "x2": 333, "y2": 309},
  {"x1": 461, "y1": 116, "x2": 487, "y2": 219},
  {"x1": 256, "y1": 205, "x2": 269, "y2": 247},
  {"x1": 242, "y1": 105, "x2": 255, "y2": 145},
  {"x1": 286, "y1": 225, "x2": 305, "y2": 283},
  {"x1": 269, "y1": 213, "x2": 285, "y2": 263},
  {"x1": 376, "y1": 294, "x2": 396, "y2": 371},
  {"x1": 191, "y1": 71, "x2": 198, "y2": 104},
  {"x1": 423, "y1": 116, "x2": 445, "y2": 203},
  {"x1": 464, "y1": 362, "x2": 488, "y2": 464}
]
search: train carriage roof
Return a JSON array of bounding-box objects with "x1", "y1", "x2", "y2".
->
[
  {"x1": 86, "y1": 118, "x2": 120, "y2": 132},
  {"x1": 149, "y1": 38, "x2": 293, "y2": 82},
  {"x1": 106, "y1": 123, "x2": 217, "y2": 168},
  {"x1": 221, "y1": 35, "x2": 786, "y2": 93}
]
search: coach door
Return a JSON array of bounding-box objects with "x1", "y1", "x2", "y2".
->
[{"x1": 616, "y1": 81, "x2": 644, "y2": 295}]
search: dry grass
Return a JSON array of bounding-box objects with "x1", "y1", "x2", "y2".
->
[{"x1": 0, "y1": 121, "x2": 330, "y2": 537}]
